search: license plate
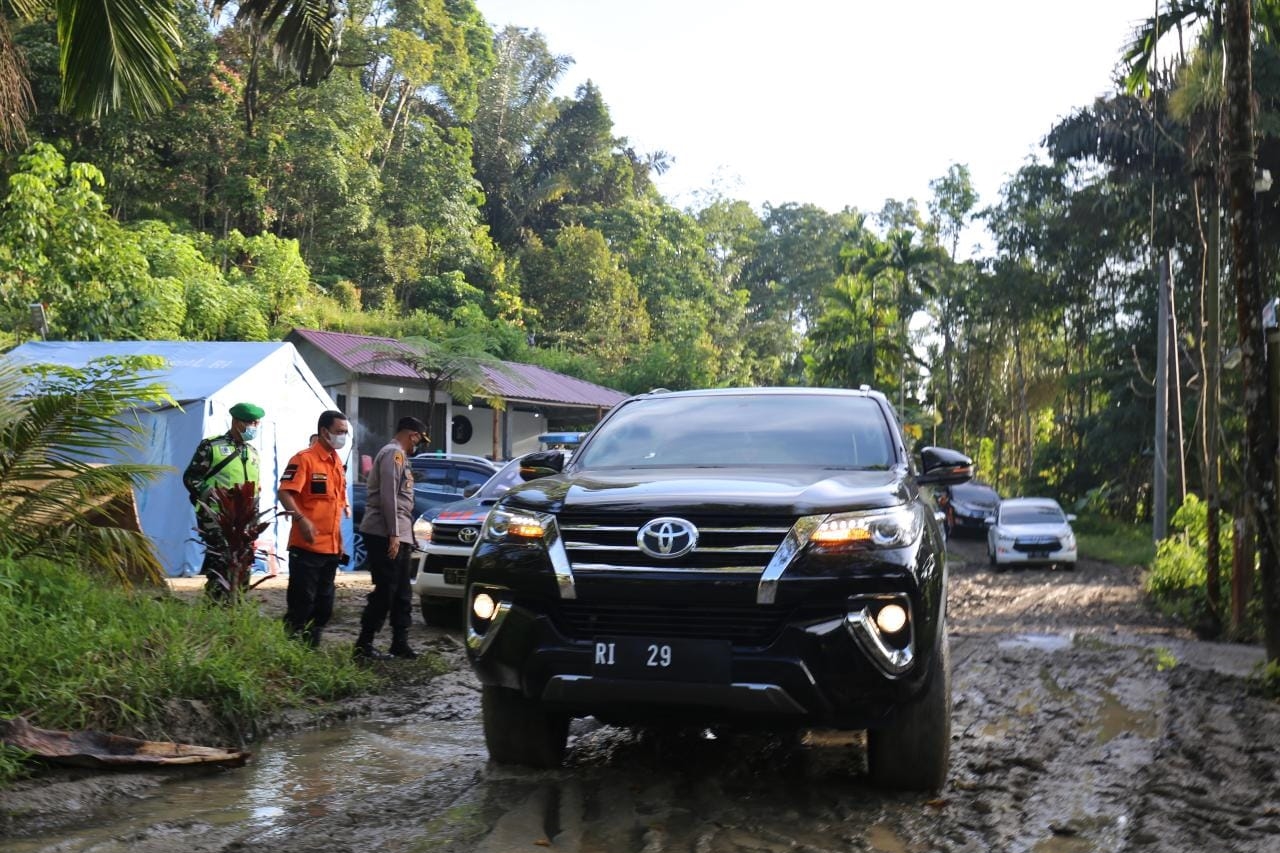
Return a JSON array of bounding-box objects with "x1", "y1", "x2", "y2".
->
[
  {"x1": 591, "y1": 636, "x2": 731, "y2": 682},
  {"x1": 1029, "y1": 550, "x2": 1050, "y2": 559},
  {"x1": 443, "y1": 568, "x2": 466, "y2": 585}
]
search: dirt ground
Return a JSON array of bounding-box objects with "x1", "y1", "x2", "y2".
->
[{"x1": 2, "y1": 539, "x2": 1278, "y2": 852}]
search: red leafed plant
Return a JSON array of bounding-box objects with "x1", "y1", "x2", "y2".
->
[{"x1": 204, "y1": 482, "x2": 277, "y2": 601}]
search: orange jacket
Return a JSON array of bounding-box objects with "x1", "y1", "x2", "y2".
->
[{"x1": 279, "y1": 441, "x2": 348, "y2": 555}]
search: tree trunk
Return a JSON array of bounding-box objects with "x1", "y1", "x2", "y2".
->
[{"x1": 1225, "y1": 0, "x2": 1280, "y2": 661}]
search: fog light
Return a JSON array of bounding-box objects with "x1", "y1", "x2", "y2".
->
[
  {"x1": 472, "y1": 592, "x2": 496, "y2": 621},
  {"x1": 875, "y1": 603, "x2": 908, "y2": 634}
]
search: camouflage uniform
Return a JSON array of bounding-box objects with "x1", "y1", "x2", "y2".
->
[{"x1": 183, "y1": 431, "x2": 261, "y2": 599}]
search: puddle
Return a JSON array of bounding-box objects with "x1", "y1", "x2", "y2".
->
[
  {"x1": 998, "y1": 633, "x2": 1075, "y2": 653},
  {"x1": 4, "y1": 716, "x2": 484, "y2": 852},
  {"x1": 1032, "y1": 835, "x2": 1096, "y2": 853},
  {"x1": 867, "y1": 821, "x2": 910, "y2": 853},
  {"x1": 1039, "y1": 665, "x2": 1074, "y2": 700},
  {"x1": 1096, "y1": 689, "x2": 1158, "y2": 745}
]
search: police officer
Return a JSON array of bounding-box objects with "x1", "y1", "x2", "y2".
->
[
  {"x1": 354, "y1": 416, "x2": 428, "y2": 660},
  {"x1": 182, "y1": 402, "x2": 264, "y2": 600},
  {"x1": 278, "y1": 410, "x2": 351, "y2": 647}
]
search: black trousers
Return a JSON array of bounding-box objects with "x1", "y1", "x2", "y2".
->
[
  {"x1": 359, "y1": 533, "x2": 414, "y2": 635},
  {"x1": 284, "y1": 548, "x2": 340, "y2": 645}
]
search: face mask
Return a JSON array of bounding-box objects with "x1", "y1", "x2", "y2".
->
[
  {"x1": 242, "y1": 426, "x2": 258, "y2": 441},
  {"x1": 329, "y1": 431, "x2": 349, "y2": 449}
]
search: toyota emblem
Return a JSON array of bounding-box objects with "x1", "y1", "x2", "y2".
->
[
  {"x1": 636, "y1": 517, "x2": 698, "y2": 559},
  {"x1": 458, "y1": 526, "x2": 479, "y2": 544}
]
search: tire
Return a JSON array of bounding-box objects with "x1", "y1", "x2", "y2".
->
[
  {"x1": 481, "y1": 685, "x2": 569, "y2": 768},
  {"x1": 351, "y1": 531, "x2": 368, "y2": 572},
  {"x1": 420, "y1": 594, "x2": 462, "y2": 627},
  {"x1": 867, "y1": 624, "x2": 951, "y2": 792}
]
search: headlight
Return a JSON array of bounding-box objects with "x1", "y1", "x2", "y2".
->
[
  {"x1": 808, "y1": 505, "x2": 923, "y2": 549},
  {"x1": 412, "y1": 517, "x2": 433, "y2": 549},
  {"x1": 482, "y1": 507, "x2": 551, "y2": 542}
]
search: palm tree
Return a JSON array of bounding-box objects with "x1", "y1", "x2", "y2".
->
[
  {"x1": 0, "y1": 354, "x2": 172, "y2": 586},
  {"x1": 368, "y1": 333, "x2": 512, "y2": 450},
  {"x1": 0, "y1": 0, "x2": 339, "y2": 148}
]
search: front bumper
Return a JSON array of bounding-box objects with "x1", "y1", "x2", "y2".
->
[
  {"x1": 465, "y1": 585, "x2": 940, "y2": 729},
  {"x1": 991, "y1": 543, "x2": 1077, "y2": 565},
  {"x1": 411, "y1": 544, "x2": 470, "y2": 600}
]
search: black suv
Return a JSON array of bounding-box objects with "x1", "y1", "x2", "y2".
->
[{"x1": 465, "y1": 387, "x2": 971, "y2": 791}]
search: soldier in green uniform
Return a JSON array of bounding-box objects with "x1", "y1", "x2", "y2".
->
[{"x1": 183, "y1": 402, "x2": 265, "y2": 600}]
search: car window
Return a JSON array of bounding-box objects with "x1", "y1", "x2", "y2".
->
[
  {"x1": 576, "y1": 394, "x2": 894, "y2": 469},
  {"x1": 455, "y1": 466, "x2": 491, "y2": 492},
  {"x1": 1000, "y1": 505, "x2": 1065, "y2": 525},
  {"x1": 414, "y1": 461, "x2": 454, "y2": 491}
]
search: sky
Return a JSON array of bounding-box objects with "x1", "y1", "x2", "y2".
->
[{"x1": 472, "y1": 0, "x2": 1161, "y2": 235}]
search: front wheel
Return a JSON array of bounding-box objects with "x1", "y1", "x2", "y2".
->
[
  {"x1": 867, "y1": 624, "x2": 951, "y2": 792},
  {"x1": 481, "y1": 685, "x2": 569, "y2": 769},
  {"x1": 350, "y1": 531, "x2": 368, "y2": 572}
]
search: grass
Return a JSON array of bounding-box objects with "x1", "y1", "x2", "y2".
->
[
  {"x1": 0, "y1": 555, "x2": 382, "y2": 786},
  {"x1": 1074, "y1": 517, "x2": 1156, "y2": 567}
]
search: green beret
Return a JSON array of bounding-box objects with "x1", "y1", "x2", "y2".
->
[{"x1": 229, "y1": 402, "x2": 264, "y2": 422}]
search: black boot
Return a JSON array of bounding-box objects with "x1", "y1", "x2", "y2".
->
[
  {"x1": 353, "y1": 629, "x2": 391, "y2": 661},
  {"x1": 388, "y1": 629, "x2": 418, "y2": 660}
]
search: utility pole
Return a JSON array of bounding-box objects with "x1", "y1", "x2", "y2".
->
[{"x1": 1154, "y1": 257, "x2": 1170, "y2": 543}]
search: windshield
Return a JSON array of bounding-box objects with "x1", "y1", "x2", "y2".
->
[
  {"x1": 476, "y1": 458, "x2": 528, "y2": 500},
  {"x1": 951, "y1": 483, "x2": 998, "y2": 502},
  {"x1": 1000, "y1": 504, "x2": 1065, "y2": 525},
  {"x1": 575, "y1": 393, "x2": 895, "y2": 469}
]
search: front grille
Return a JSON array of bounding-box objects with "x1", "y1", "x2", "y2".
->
[
  {"x1": 551, "y1": 600, "x2": 796, "y2": 645},
  {"x1": 557, "y1": 511, "x2": 794, "y2": 573},
  {"x1": 1013, "y1": 538, "x2": 1061, "y2": 553},
  {"x1": 431, "y1": 522, "x2": 482, "y2": 548}
]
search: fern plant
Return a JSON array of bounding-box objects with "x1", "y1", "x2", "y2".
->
[{"x1": 0, "y1": 353, "x2": 171, "y2": 586}]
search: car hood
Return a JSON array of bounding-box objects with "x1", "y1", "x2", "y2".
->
[
  {"x1": 426, "y1": 497, "x2": 494, "y2": 525},
  {"x1": 996, "y1": 522, "x2": 1074, "y2": 538},
  {"x1": 501, "y1": 467, "x2": 911, "y2": 517}
]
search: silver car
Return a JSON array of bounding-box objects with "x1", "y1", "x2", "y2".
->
[{"x1": 986, "y1": 497, "x2": 1078, "y2": 570}]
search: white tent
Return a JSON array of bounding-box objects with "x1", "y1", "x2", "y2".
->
[{"x1": 5, "y1": 341, "x2": 341, "y2": 577}]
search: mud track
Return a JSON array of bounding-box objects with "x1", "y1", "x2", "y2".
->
[{"x1": 3, "y1": 540, "x2": 1277, "y2": 852}]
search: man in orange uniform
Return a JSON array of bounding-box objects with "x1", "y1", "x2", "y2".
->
[{"x1": 278, "y1": 410, "x2": 352, "y2": 647}]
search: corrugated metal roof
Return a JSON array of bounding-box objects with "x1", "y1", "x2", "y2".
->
[
  {"x1": 289, "y1": 328, "x2": 627, "y2": 409},
  {"x1": 288, "y1": 328, "x2": 420, "y2": 380}
]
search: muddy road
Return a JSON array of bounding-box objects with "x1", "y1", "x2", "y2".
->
[{"x1": 3, "y1": 540, "x2": 1278, "y2": 853}]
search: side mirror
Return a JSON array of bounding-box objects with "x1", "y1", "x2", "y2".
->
[
  {"x1": 917, "y1": 446, "x2": 973, "y2": 486},
  {"x1": 519, "y1": 450, "x2": 566, "y2": 481},
  {"x1": 1066, "y1": 513, "x2": 1078, "y2": 523},
  {"x1": 462, "y1": 484, "x2": 481, "y2": 498},
  {"x1": 984, "y1": 515, "x2": 996, "y2": 526}
]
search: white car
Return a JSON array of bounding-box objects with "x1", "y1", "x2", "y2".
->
[
  {"x1": 410, "y1": 457, "x2": 532, "y2": 624},
  {"x1": 986, "y1": 497, "x2": 1078, "y2": 570}
]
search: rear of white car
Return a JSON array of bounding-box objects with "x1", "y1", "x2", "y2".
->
[{"x1": 987, "y1": 497, "x2": 1077, "y2": 569}]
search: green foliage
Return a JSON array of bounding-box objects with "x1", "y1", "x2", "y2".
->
[
  {"x1": 1146, "y1": 495, "x2": 1247, "y2": 634},
  {"x1": 518, "y1": 225, "x2": 649, "y2": 366},
  {"x1": 0, "y1": 354, "x2": 172, "y2": 586},
  {"x1": 1073, "y1": 516, "x2": 1156, "y2": 567},
  {"x1": 0, "y1": 143, "x2": 192, "y2": 342},
  {"x1": 1259, "y1": 660, "x2": 1280, "y2": 699},
  {"x1": 0, "y1": 554, "x2": 378, "y2": 786}
]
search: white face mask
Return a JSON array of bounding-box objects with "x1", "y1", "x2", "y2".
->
[{"x1": 329, "y1": 431, "x2": 349, "y2": 449}]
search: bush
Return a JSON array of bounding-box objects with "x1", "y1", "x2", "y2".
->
[
  {"x1": 0, "y1": 555, "x2": 379, "y2": 786},
  {"x1": 1145, "y1": 494, "x2": 1260, "y2": 638}
]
